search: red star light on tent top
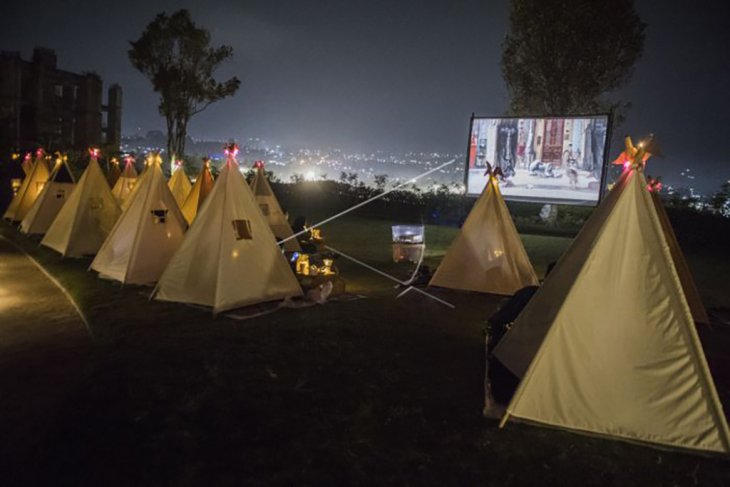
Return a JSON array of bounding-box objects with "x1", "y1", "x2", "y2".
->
[
  {"x1": 36, "y1": 147, "x2": 46, "y2": 158},
  {"x1": 613, "y1": 135, "x2": 661, "y2": 171},
  {"x1": 124, "y1": 155, "x2": 135, "y2": 165},
  {"x1": 253, "y1": 160, "x2": 264, "y2": 169},
  {"x1": 88, "y1": 147, "x2": 100, "y2": 159},
  {"x1": 224, "y1": 142, "x2": 239, "y2": 159}
]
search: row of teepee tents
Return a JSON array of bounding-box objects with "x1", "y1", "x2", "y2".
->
[
  {"x1": 3, "y1": 145, "x2": 303, "y2": 313},
  {"x1": 3, "y1": 139, "x2": 727, "y2": 455}
]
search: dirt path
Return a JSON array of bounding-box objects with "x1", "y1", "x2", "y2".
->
[{"x1": 0, "y1": 237, "x2": 94, "y2": 481}]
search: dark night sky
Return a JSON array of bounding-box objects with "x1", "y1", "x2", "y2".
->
[{"x1": 2, "y1": 0, "x2": 729, "y2": 192}]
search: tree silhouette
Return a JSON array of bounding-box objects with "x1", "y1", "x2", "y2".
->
[
  {"x1": 502, "y1": 0, "x2": 645, "y2": 117},
  {"x1": 129, "y1": 10, "x2": 240, "y2": 159}
]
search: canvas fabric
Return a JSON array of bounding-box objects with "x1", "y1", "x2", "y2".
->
[
  {"x1": 21, "y1": 156, "x2": 33, "y2": 175},
  {"x1": 155, "y1": 161, "x2": 302, "y2": 313},
  {"x1": 120, "y1": 162, "x2": 155, "y2": 212},
  {"x1": 168, "y1": 166, "x2": 192, "y2": 208},
  {"x1": 501, "y1": 169, "x2": 730, "y2": 454},
  {"x1": 41, "y1": 159, "x2": 121, "y2": 257},
  {"x1": 20, "y1": 159, "x2": 76, "y2": 235},
  {"x1": 250, "y1": 167, "x2": 300, "y2": 251},
  {"x1": 3, "y1": 156, "x2": 51, "y2": 221},
  {"x1": 651, "y1": 192, "x2": 709, "y2": 324},
  {"x1": 493, "y1": 170, "x2": 630, "y2": 377},
  {"x1": 494, "y1": 170, "x2": 710, "y2": 378},
  {"x1": 429, "y1": 177, "x2": 538, "y2": 295},
  {"x1": 180, "y1": 164, "x2": 214, "y2": 224},
  {"x1": 111, "y1": 161, "x2": 138, "y2": 203},
  {"x1": 91, "y1": 161, "x2": 187, "y2": 284}
]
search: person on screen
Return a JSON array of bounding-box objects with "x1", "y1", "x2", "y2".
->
[{"x1": 469, "y1": 131, "x2": 478, "y2": 168}]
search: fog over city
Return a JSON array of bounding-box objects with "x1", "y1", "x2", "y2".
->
[{"x1": 3, "y1": 0, "x2": 729, "y2": 195}]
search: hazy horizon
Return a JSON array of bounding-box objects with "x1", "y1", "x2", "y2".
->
[{"x1": 2, "y1": 0, "x2": 729, "y2": 192}]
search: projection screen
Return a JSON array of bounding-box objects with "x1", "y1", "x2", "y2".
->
[{"x1": 464, "y1": 114, "x2": 611, "y2": 205}]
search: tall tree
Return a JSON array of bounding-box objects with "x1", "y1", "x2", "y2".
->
[
  {"x1": 129, "y1": 10, "x2": 240, "y2": 159},
  {"x1": 501, "y1": 0, "x2": 646, "y2": 117}
]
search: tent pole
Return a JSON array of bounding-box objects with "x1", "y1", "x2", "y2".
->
[{"x1": 324, "y1": 244, "x2": 455, "y2": 308}]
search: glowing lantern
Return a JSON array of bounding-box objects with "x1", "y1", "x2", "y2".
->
[
  {"x1": 11, "y1": 178, "x2": 21, "y2": 195},
  {"x1": 295, "y1": 253, "x2": 310, "y2": 275},
  {"x1": 309, "y1": 228, "x2": 323, "y2": 241},
  {"x1": 321, "y1": 258, "x2": 335, "y2": 275}
]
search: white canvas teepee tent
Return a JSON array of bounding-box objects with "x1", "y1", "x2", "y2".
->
[
  {"x1": 41, "y1": 154, "x2": 121, "y2": 257},
  {"x1": 154, "y1": 146, "x2": 303, "y2": 313},
  {"x1": 429, "y1": 168, "x2": 538, "y2": 294},
  {"x1": 180, "y1": 158, "x2": 215, "y2": 224},
  {"x1": 3, "y1": 149, "x2": 51, "y2": 222},
  {"x1": 20, "y1": 154, "x2": 76, "y2": 235},
  {"x1": 168, "y1": 162, "x2": 192, "y2": 208},
  {"x1": 91, "y1": 159, "x2": 187, "y2": 284},
  {"x1": 21, "y1": 152, "x2": 33, "y2": 175},
  {"x1": 650, "y1": 185, "x2": 710, "y2": 324},
  {"x1": 120, "y1": 153, "x2": 158, "y2": 211},
  {"x1": 250, "y1": 162, "x2": 301, "y2": 252},
  {"x1": 496, "y1": 139, "x2": 730, "y2": 454},
  {"x1": 111, "y1": 156, "x2": 138, "y2": 203}
]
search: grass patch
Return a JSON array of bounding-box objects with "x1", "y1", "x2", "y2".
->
[{"x1": 0, "y1": 217, "x2": 729, "y2": 486}]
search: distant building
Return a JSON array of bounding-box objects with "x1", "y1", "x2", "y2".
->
[{"x1": 0, "y1": 47, "x2": 122, "y2": 155}]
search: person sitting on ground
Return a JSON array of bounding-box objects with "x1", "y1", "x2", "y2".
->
[{"x1": 483, "y1": 262, "x2": 556, "y2": 416}]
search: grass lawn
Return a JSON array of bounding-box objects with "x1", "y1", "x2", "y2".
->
[{"x1": 1, "y1": 212, "x2": 729, "y2": 486}]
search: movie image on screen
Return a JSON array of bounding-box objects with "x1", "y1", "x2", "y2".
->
[{"x1": 465, "y1": 115, "x2": 610, "y2": 205}]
